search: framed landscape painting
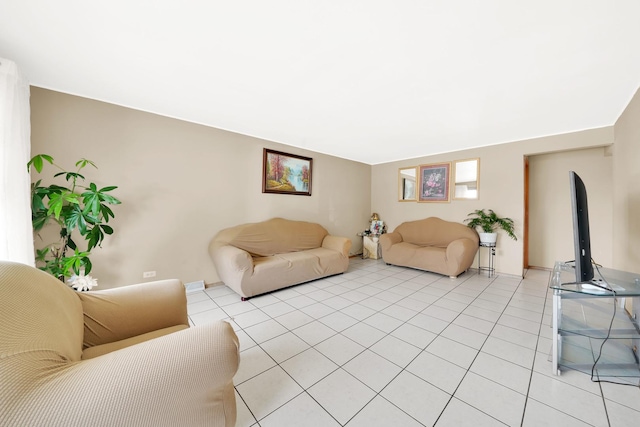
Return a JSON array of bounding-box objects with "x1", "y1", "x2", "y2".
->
[
  {"x1": 262, "y1": 148, "x2": 313, "y2": 196},
  {"x1": 418, "y1": 162, "x2": 451, "y2": 202}
]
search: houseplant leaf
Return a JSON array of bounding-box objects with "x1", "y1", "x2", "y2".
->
[
  {"x1": 465, "y1": 209, "x2": 517, "y2": 241},
  {"x1": 28, "y1": 154, "x2": 120, "y2": 282}
]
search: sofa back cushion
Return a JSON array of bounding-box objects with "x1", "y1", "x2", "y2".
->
[
  {"x1": 396, "y1": 217, "x2": 479, "y2": 248},
  {"x1": 0, "y1": 261, "x2": 84, "y2": 364},
  {"x1": 215, "y1": 218, "x2": 329, "y2": 256}
]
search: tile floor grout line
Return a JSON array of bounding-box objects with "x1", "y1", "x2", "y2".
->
[
  {"x1": 349, "y1": 269, "x2": 523, "y2": 425},
  {"x1": 429, "y1": 272, "x2": 533, "y2": 426},
  {"x1": 520, "y1": 270, "x2": 551, "y2": 427},
  {"x1": 193, "y1": 262, "x2": 638, "y2": 426},
  {"x1": 524, "y1": 272, "x2": 616, "y2": 426},
  {"x1": 235, "y1": 265, "x2": 474, "y2": 425}
]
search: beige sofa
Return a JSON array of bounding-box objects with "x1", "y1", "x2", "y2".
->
[
  {"x1": 380, "y1": 217, "x2": 479, "y2": 278},
  {"x1": 0, "y1": 261, "x2": 239, "y2": 427},
  {"x1": 209, "y1": 218, "x2": 352, "y2": 299}
]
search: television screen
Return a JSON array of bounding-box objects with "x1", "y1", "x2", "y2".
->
[{"x1": 569, "y1": 171, "x2": 594, "y2": 283}]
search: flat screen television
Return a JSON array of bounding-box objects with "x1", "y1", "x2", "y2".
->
[{"x1": 569, "y1": 171, "x2": 594, "y2": 283}]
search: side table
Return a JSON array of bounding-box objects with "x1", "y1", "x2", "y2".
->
[
  {"x1": 362, "y1": 235, "x2": 381, "y2": 259},
  {"x1": 478, "y1": 242, "x2": 496, "y2": 277}
]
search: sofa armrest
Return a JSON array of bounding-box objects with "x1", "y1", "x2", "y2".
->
[
  {"x1": 78, "y1": 279, "x2": 188, "y2": 348},
  {"x1": 380, "y1": 232, "x2": 402, "y2": 251},
  {"x1": 322, "y1": 235, "x2": 352, "y2": 257},
  {"x1": 446, "y1": 238, "x2": 479, "y2": 268},
  {"x1": 209, "y1": 243, "x2": 254, "y2": 283},
  {"x1": 2, "y1": 321, "x2": 240, "y2": 427}
]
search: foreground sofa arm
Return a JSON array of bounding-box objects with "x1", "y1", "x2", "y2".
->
[
  {"x1": 78, "y1": 279, "x2": 188, "y2": 348},
  {"x1": 322, "y1": 235, "x2": 352, "y2": 257},
  {"x1": 209, "y1": 243, "x2": 254, "y2": 289},
  {"x1": 1, "y1": 321, "x2": 239, "y2": 427}
]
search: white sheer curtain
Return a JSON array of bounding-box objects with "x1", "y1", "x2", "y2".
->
[{"x1": 0, "y1": 58, "x2": 34, "y2": 265}]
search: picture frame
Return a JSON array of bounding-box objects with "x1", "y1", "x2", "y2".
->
[
  {"x1": 418, "y1": 162, "x2": 451, "y2": 202},
  {"x1": 370, "y1": 220, "x2": 384, "y2": 235},
  {"x1": 262, "y1": 148, "x2": 313, "y2": 196},
  {"x1": 453, "y1": 158, "x2": 480, "y2": 200}
]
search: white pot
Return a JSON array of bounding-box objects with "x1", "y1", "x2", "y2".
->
[{"x1": 479, "y1": 232, "x2": 497, "y2": 244}]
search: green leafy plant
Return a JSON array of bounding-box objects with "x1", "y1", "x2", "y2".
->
[
  {"x1": 464, "y1": 209, "x2": 517, "y2": 240},
  {"x1": 27, "y1": 154, "x2": 121, "y2": 280}
]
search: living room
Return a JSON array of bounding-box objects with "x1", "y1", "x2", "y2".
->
[
  {"x1": 26, "y1": 87, "x2": 639, "y2": 289},
  {"x1": 7, "y1": 77, "x2": 637, "y2": 427}
]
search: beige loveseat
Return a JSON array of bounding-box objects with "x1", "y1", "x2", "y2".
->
[
  {"x1": 0, "y1": 261, "x2": 239, "y2": 427},
  {"x1": 380, "y1": 217, "x2": 479, "y2": 278},
  {"x1": 209, "y1": 218, "x2": 352, "y2": 299}
]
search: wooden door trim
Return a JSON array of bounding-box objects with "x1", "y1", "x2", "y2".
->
[{"x1": 523, "y1": 156, "x2": 529, "y2": 269}]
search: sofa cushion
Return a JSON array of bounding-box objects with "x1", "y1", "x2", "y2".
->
[
  {"x1": 82, "y1": 325, "x2": 189, "y2": 359},
  {"x1": 220, "y1": 218, "x2": 328, "y2": 257},
  {"x1": 396, "y1": 243, "x2": 447, "y2": 271},
  {"x1": 251, "y1": 248, "x2": 346, "y2": 287}
]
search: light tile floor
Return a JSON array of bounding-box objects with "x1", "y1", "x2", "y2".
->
[{"x1": 187, "y1": 258, "x2": 640, "y2": 426}]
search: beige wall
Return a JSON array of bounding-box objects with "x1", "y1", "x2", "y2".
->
[
  {"x1": 30, "y1": 88, "x2": 371, "y2": 289},
  {"x1": 613, "y1": 87, "x2": 640, "y2": 275},
  {"x1": 30, "y1": 85, "x2": 639, "y2": 285},
  {"x1": 528, "y1": 147, "x2": 612, "y2": 269},
  {"x1": 371, "y1": 127, "x2": 614, "y2": 277}
]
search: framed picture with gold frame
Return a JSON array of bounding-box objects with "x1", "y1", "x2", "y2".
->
[
  {"x1": 418, "y1": 162, "x2": 451, "y2": 203},
  {"x1": 262, "y1": 148, "x2": 312, "y2": 196}
]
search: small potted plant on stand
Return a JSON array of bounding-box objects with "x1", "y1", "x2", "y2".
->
[{"x1": 465, "y1": 209, "x2": 517, "y2": 244}]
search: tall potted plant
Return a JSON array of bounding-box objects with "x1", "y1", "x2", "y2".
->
[
  {"x1": 465, "y1": 209, "x2": 517, "y2": 244},
  {"x1": 27, "y1": 154, "x2": 121, "y2": 283}
]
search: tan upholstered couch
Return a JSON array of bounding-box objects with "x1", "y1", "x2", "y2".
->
[
  {"x1": 0, "y1": 261, "x2": 239, "y2": 427},
  {"x1": 380, "y1": 217, "x2": 479, "y2": 278},
  {"x1": 209, "y1": 218, "x2": 352, "y2": 299}
]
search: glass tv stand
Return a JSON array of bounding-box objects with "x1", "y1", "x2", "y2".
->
[{"x1": 549, "y1": 261, "x2": 640, "y2": 379}]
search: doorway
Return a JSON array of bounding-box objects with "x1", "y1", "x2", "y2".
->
[{"x1": 524, "y1": 148, "x2": 613, "y2": 270}]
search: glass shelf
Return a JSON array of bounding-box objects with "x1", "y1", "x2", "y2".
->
[
  {"x1": 550, "y1": 261, "x2": 640, "y2": 379},
  {"x1": 557, "y1": 297, "x2": 640, "y2": 378},
  {"x1": 549, "y1": 261, "x2": 640, "y2": 296}
]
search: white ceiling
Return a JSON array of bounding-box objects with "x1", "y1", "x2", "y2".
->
[{"x1": 2, "y1": 1, "x2": 639, "y2": 165}]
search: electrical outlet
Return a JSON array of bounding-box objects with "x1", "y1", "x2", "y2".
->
[
  {"x1": 185, "y1": 280, "x2": 205, "y2": 294},
  {"x1": 143, "y1": 271, "x2": 156, "y2": 278}
]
